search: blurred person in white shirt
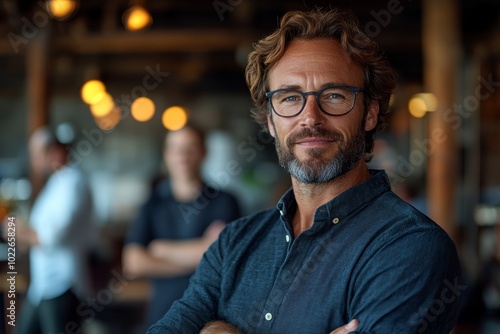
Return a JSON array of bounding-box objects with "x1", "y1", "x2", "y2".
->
[{"x1": 16, "y1": 127, "x2": 95, "y2": 334}]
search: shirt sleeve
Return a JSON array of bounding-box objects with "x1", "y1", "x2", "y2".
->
[
  {"x1": 125, "y1": 200, "x2": 154, "y2": 247},
  {"x1": 225, "y1": 193, "x2": 242, "y2": 223},
  {"x1": 348, "y1": 228, "x2": 461, "y2": 334},
  {"x1": 146, "y1": 224, "x2": 227, "y2": 333}
]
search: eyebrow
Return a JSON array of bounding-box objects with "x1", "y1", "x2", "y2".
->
[
  {"x1": 274, "y1": 84, "x2": 302, "y2": 91},
  {"x1": 273, "y1": 82, "x2": 352, "y2": 91}
]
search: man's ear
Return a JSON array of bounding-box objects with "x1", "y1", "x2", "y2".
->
[
  {"x1": 267, "y1": 114, "x2": 276, "y2": 138},
  {"x1": 364, "y1": 101, "x2": 379, "y2": 132}
]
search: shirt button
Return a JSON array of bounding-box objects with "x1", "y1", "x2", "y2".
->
[
  {"x1": 332, "y1": 217, "x2": 340, "y2": 224},
  {"x1": 265, "y1": 313, "x2": 273, "y2": 321},
  {"x1": 285, "y1": 235, "x2": 290, "y2": 242}
]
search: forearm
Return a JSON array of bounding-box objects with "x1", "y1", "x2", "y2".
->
[
  {"x1": 148, "y1": 238, "x2": 209, "y2": 269},
  {"x1": 123, "y1": 245, "x2": 194, "y2": 278},
  {"x1": 149, "y1": 221, "x2": 225, "y2": 269}
]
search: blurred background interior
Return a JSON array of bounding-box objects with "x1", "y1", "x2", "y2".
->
[{"x1": 0, "y1": 0, "x2": 500, "y2": 333}]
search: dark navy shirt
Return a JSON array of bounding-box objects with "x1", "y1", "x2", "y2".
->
[
  {"x1": 147, "y1": 170, "x2": 461, "y2": 334},
  {"x1": 125, "y1": 180, "x2": 241, "y2": 327}
]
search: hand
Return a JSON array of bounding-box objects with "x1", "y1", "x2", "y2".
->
[
  {"x1": 329, "y1": 319, "x2": 359, "y2": 334},
  {"x1": 2, "y1": 216, "x2": 38, "y2": 250},
  {"x1": 199, "y1": 320, "x2": 241, "y2": 334}
]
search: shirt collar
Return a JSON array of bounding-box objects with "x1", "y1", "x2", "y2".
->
[
  {"x1": 158, "y1": 179, "x2": 212, "y2": 202},
  {"x1": 276, "y1": 170, "x2": 391, "y2": 228}
]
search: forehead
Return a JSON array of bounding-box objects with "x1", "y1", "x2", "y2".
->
[
  {"x1": 165, "y1": 128, "x2": 202, "y2": 148},
  {"x1": 268, "y1": 38, "x2": 364, "y2": 89}
]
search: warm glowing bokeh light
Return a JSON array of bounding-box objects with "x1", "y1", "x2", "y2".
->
[
  {"x1": 408, "y1": 97, "x2": 428, "y2": 118},
  {"x1": 95, "y1": 106, "x2": 121, "y2": 131},
  {"x1": 131, "y1": 97, "x2": 155, "y2": 122},
  {"x1": 47, "y1": 0, "x2": 78, "y2": 20},
  {"x1": 124, "y1": 6, "x2": 152, "y2": 31},
  {"x1": 81, "y1": 80, "x2": 106, "y2": 105},
  {"x1": 90, "y1": 92, "x2": 114, "y2": 118},
  {"x1": 162, "y1": 106, "x2": 188, "y2": 131},
  {"x1": 417, "y1": 93, "x2": 438, "y2": 112},
  {"x1": 408, "y1": 93, "x2": 438, "y2": 118}
]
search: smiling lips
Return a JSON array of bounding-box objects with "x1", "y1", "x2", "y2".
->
[
  {"x1": 295, "y1": 137, "x2": 334, "y2": 147},
  {"x1": 286, "y1": 127, "x2": 343, "y2": 148}
]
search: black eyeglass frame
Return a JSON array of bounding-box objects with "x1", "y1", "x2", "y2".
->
[{"x1": 265, "y1": 85, "x2": 365, "y2": 118}]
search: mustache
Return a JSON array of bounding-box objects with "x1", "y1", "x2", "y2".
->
[{"x1": 286, "y1": 127, "x2": 343, "y2": 146}]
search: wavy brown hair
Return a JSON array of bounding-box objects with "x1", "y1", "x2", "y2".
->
[{"x1": 245, "y1": 9, "x2": 397, "y2": 156}]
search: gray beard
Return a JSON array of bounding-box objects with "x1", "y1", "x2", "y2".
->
[{"x1": 274, "y1": 126, "x2": 365, "y2": 184}]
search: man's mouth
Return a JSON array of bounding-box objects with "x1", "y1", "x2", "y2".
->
[{"x1": 295, "y1": 137, "x2": 333, "y2": 145}]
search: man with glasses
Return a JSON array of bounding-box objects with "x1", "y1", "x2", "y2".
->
[{"x1": 148, "y1": 9, "x2": 461, "y2": 334}]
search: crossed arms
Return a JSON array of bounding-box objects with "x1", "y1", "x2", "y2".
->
[{"x1": 122, "y1": 221, "x2": 225, "y2": 278}]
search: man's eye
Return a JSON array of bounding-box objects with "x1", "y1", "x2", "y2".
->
[
  {"x1": 278, "y1": 93, "x2": 302, "y2": 103},
  {"x1": 283, "y1": 95, "x2": 300, "y2": 102},
  {"x1": 325, "y1": 93, "x2": 345, "y2": 100}
]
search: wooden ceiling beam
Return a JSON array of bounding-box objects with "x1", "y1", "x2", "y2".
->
[
  {"x1": 0, "y1": 28, "x2": 420, "y2": 56},
  {"x1": 53, "y1": 29, "x2": 255, "y2": 54},
  {"x1": 0, "y1": 28, "x2": 254, "y2": 55}
]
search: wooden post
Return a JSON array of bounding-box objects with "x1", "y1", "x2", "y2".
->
[
  {"x1": 27, "y1": 28, "x2": 50, "y2": 199},
  {"x1": 27, "y1": 29, "x2": 50, "y2": 135},
  {"x1": 423, "y1": 0, "x2": 461, "y2": 243}
]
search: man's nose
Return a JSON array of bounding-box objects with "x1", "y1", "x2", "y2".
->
[{"x1": 299, "y1": 95, "x2": 325, "y2": 128}]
